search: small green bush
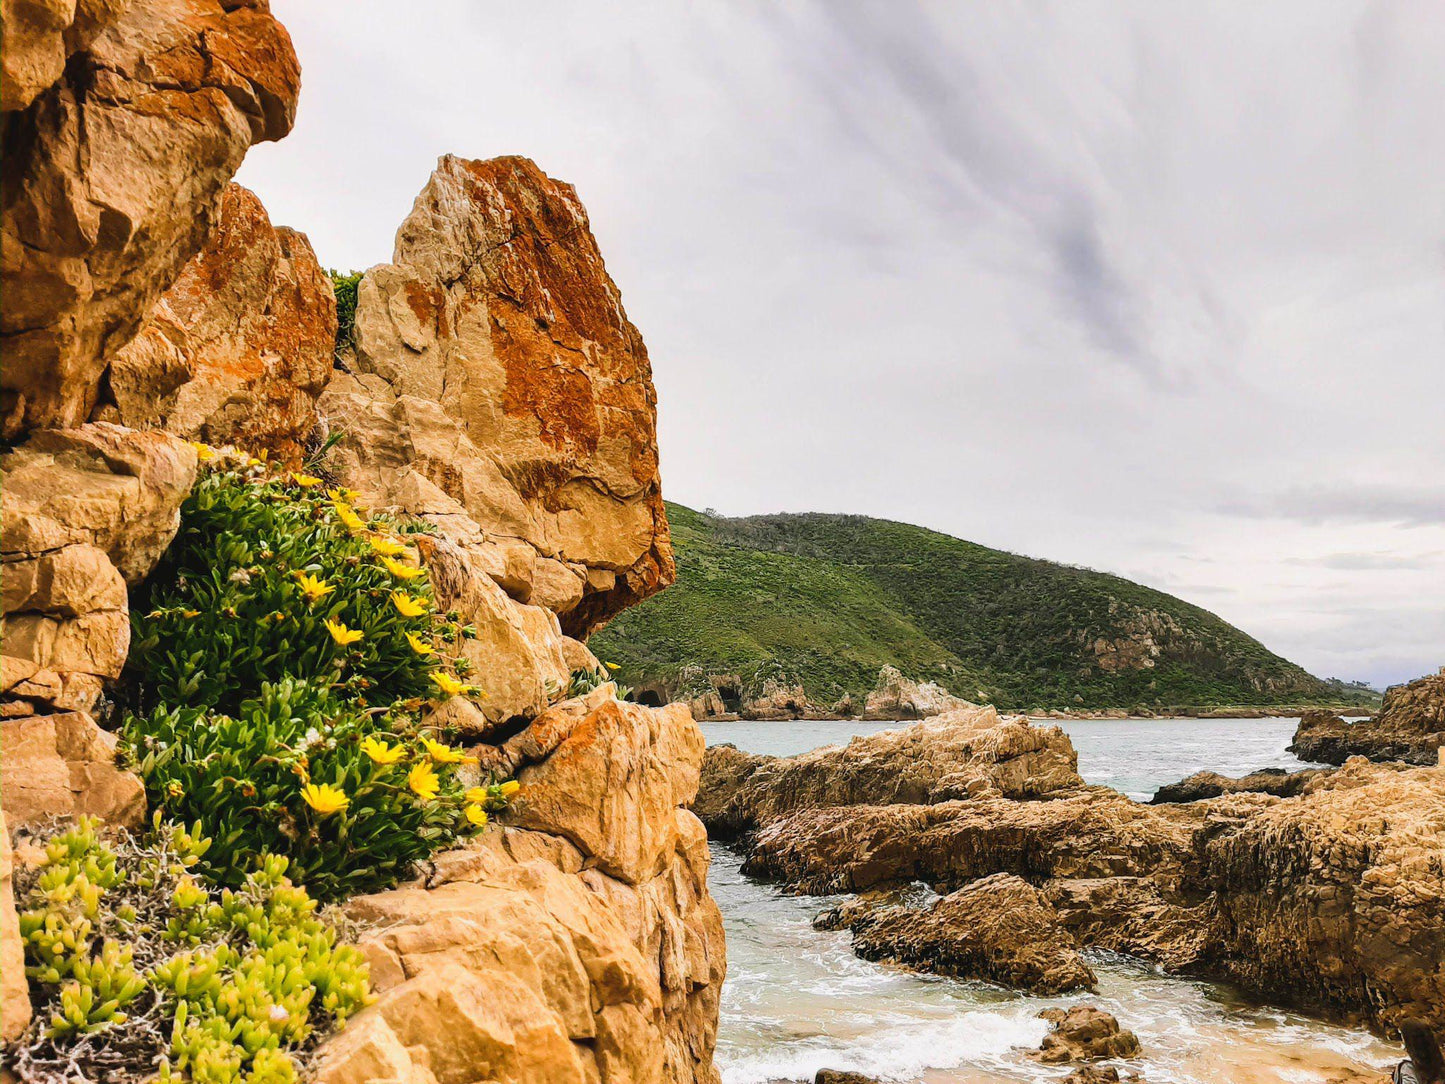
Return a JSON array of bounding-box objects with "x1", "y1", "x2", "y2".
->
[
  {"x1": 123, "y1": 459, "x2": 513, "y2": 900},
  {"x1": 12, "y1": 816, "x2": 371, "y2": 1084},
  {"x1": 328, "y1": 270, "x2": 363, "y2": 359}
]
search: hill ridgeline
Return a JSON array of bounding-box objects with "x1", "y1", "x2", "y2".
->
[{"x1": 590, "y1": 504, "x2": 1376, "y2": 718}]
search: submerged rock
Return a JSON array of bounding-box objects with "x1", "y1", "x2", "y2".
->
[
  {"x1": 842, "y1": 872, "x2": 1095, "y2": 995},
  {"x1": 1290, "y1": 669, "x2": 1445, "y2": 766},
  {"x1": 695, "y1": 706, "x2": 1081, "y2": 841}
]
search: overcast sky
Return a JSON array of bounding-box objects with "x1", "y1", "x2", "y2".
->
[{"x1": 238, "y1": 2, "x2": 1445, "y2": 688}]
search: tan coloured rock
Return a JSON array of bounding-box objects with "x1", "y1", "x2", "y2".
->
[
  {"x1": 1, "y1": 809, "x2": 29, "y2": 1042},
  {"x1": 0, "y1": 423, "x2": 198, "y2": 584},
  {"x1": 96, "y1": 183, "x2": 336, "y2": 462},
  {"x1": 1, "y1": 0, "x2": 300, "y2": 438},
  {"x1": 862, "y1": 664, "x2": 975, "y2": 720},
  {"x1": 0, "y1": 711, "x2": 145, "y2": 826},
  {"x1": 695, "y1": 707, "x2": 1082, "y2": 840},
  {"x1": 843, "y1": 873, "x2": 1095, "y2": 994},
  {"x1": 316, "y1": 693, "x2": 724, "y2": 1084},
  {"x1": 505, "y1": 696, "x2": 705, "y2": 885},
  {"x1": 0, "y1": 0, "x2": 128, "y2": 113},
  {"x1": 321, "y1": 154, "x2": 674, "y2": 634},
  {"x1": 1033, "y1": 1006, "x2": 1142, "y2": 1064},
  {"x1": 1, "y1": 424, "x2": 196, "y2": 710}
]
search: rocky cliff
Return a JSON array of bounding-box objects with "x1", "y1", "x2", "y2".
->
[
  {"x1": 0, "y1": 5, "x2": 723, "y2": 1078},
  {"x1": 1291, "y1": 667, "x2": 1444, "y2": 766},
  {"x1": 701, "y1": 715, "x2": 1444, "y2": 1034}
]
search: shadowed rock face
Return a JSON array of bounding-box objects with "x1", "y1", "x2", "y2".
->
[
  {"x1": 1291, "y1": 669, "x2": 1445, "y2": 766},
  {"x1": 1149, "y1": 765, "x2": 1334, "y2": 804},
  {"x1": 96, "y1": 183, "x2": 336, "y2": 463},
  {"x1": 695, "y1": 706, "x2": 1082, "y2": 841},
  {"x1": 1, "y1": 0, "x2": 301, "y2": 439},
  {"x1": 321, "y1": 154, "x2": 674, "y2": 636}
]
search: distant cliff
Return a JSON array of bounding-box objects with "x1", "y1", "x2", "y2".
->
[{"x1": 590, "y1": 504, "x2": 1377, "y2": 716}]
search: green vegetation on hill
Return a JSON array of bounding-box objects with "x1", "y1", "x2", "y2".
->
[{"x1": 590, "y1": 504, "x2": 1377, "y2": 713}]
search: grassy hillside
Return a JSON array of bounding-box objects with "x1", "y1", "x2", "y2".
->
[{"x1": 590, "y1": 504, "x2": 1376, "y2": 713}]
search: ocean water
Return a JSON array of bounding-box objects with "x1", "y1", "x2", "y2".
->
[{"x1": 700, "y1": 717, "x2": 1400, "y2": 1084}]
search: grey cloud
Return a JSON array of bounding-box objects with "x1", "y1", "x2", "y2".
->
[
  {"x1": 1222, "y1": 486, "x2": 1445, "y2": 527},
  {"x1": 1286, "y1": 551, "x2": 1445, "y2": 571}
]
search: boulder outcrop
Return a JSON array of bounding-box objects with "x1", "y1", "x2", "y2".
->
[
  {"x1": 95, "y1": 183, "x2": 336, "y2": 462},
  {"x1": 1, "y1": 810, "x2": 28, "y2": 1042},
  {"x1": 320, "y1": 154, "x2": 673, "y2": 635},
  {"x1": 695, "y1": 706, "x2": 1081, "y2": 841},
  {"x1": 838, "y1": 872, "x2": 1095, "y2": 995},
  {"x1": 1291, "y1": 668, "x2": 1444, "y2": 766},
  {"x1": 316, "y1": 692, "x2": 725, "y2": 1084},
  {"x1": 862, "y1": 664, "x2": 974, "y2": 720},
  {"x1": 1, "y1": 423, "x2": 197, "y2": 711},
  {"x1": 1, "y1": 0, "x2": 301, "y2": 439},
  {"x1": 1032, "y1": 1006, "x2": 1142, "y2": 1064},
  {"x1": 736, "y1": 754, "x2": 1444, "y2": 1032}
]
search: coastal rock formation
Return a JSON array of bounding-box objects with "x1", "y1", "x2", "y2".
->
[
  {"x1": 320, "y1": 154, "x2": 673, "y2": 635},
  {"x1": 0, "y1": 710, "x2": 146, "y2": 826},
  {"x1": 96, "y1": 183, "x2": 336, "y2": 462},
  {"x1": 1149, "y1": 765, "x2": 1334, "y2": 804},
  {"x1": 0, "y1": 0, "x2": 125, "y2": 112},
  {"x1": 862, "y1": 664, "x2": 974, "y2": 720},
  {"x1": 841, "y1": 873, "x2": 1095, "y2": 995},
  {"x1": 1291, "y1": 668, "x2": 1444, "y2": 766},
  {"x1": 1, "y1": 0, "x2": 300, "y2": 439},
  {"x1": 317, "y1": 692, "x2": 725, "y2": 1084},
  {"x1": 696, "y1": 707, "x2": 1081, "y2": 840},
  {"x1": 1, "y1": 424, "x2": 197, "y2": 711},
  {"x1": 1032, "y1": 1006, "x2": 1142, "y2": 1064},
  {"x1": 737, "y1": 755, "x2": 1444, "y2": 1032}
]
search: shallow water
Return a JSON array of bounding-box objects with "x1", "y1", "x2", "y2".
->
[{"x1": 701, "y1": 717, "x2": 1401, "y2": 1083}]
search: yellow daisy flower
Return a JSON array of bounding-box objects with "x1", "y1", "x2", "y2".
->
[
  {"x1": 326, "y1": 487, "x2": 360, "y2": 503},
  {"x1": 294, "y1": 571, "x2": 333, "y2": 603},
  {"x1": 408, "y1": 761, "x2": 439, "y2": 802},
  {"x1": 333, "y1": 502, "x2": 366, "y2": 533},
  {"x1": 499, "y1": 779, "x2": 521, "y2": 798},
  {"x1": 422, "y1": 737, "x2": 475, "y2": 765},
  {"x1": 324, "y1": 618, "x2": 364, "y2": 646},
  {"x1": 189, "y1": 441, "x2": 214, "y2": 462},
  {"x1": 382, "y1": 556, "x2": 422, "y2": 580},
  {"x1": 464, "y1": 805, "x2": 488, "y2": 828},
  {"x1": 289, "y1": 471, "x2": 322, "y2": 487},
  {"x1": 369, "y1": 536, "x2": 408, "y2": 558},
  {"x1": 405, "y1": 632, "x2": 435, "y2": 656},
  {"x1": 430, "y1": 671, "x2": 466, "y2": 697},
  {"x1": 300, "y1": 783, "x2": 348, "y2": 816},
  {"x1": 360, "y1": 736, "x2": 405, "y2": 765},
  {"x1": 391, "y1": 591, "x2": 427, "y2": 618},
  {"x1": 605, "y1": 662, "x2": 620, "y2": 671}
]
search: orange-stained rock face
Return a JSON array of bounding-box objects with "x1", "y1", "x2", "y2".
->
[
  {"x1": 0, "y1": 0, "x2": 301, "y2": 439},
  {"x1": 97, "y1": 183, "x2": 337, "y2": 462},
  {"x1": 322, "y1": 154, "x2": 674, "y2": 636}
]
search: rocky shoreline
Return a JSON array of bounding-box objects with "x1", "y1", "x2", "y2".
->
[{"x1": 697, "y1": 705, "x2": 1445, "y2": 1036}]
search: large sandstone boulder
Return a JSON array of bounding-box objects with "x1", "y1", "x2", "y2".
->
[
  {"x1": 0, "y1": 0, "x2": 126, "y2": 113},
  {"x1": 0, "y1": 711, "x2": 145, "y2": 826},
  {"x1": 1, "y1": 0, "x2": 300, "y2": 439},
  {"x1": 1291, "y1": 668, "x2": 1444, "y2": 766},
  {"x1": 841, "y1": 872, "x2": 1095, "y2": 995},
  {"x1": 320, "y1": 154, "x2": 673, "y2": 635},
  {"x1": 316, "y1": 691, "x2": 724, "y2": 1084},
  {"x1": 1, "y1": 424, "x2": 197, "y2": 711},
  {"x1": 862, "y1": 664, "x2": 974, "y2": 720},
  {"x1": 696, "y1": 707, "x2": 1082, "y2": 840},
  {"x1": 95, "y1": 183, "x2": 336, "y2": 462},
  {"x1": 1032, "y1": 1006, "x2": 1142, "y2": 1064}
]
